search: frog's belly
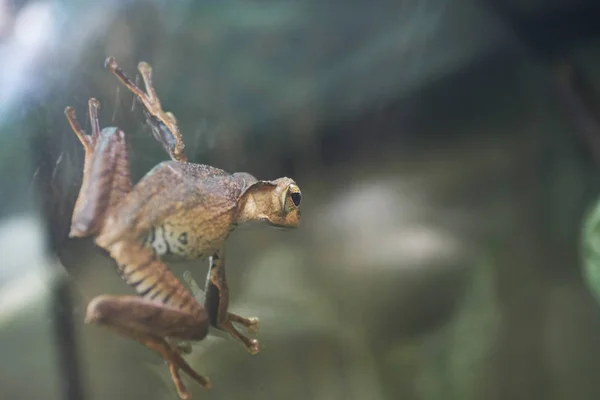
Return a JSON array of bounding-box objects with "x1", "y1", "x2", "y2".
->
[{"x1": 143, "y1": 222, "x2": 229, "y2": 261}]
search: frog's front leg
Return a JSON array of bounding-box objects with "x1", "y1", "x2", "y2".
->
[
  {"x1": 204, "y1": 247, "x2": 261, "y2": 354},
  {"x1": 104, "y1": 56, "x2": 187, "y2": 162}
]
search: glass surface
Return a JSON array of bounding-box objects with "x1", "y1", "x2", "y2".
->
[{"x1": 1, "y1": 1, "x2": 600, "y2": 399}]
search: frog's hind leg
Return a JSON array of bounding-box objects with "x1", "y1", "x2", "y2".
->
[
  {"x1": 86, "y1": 240, "x2": 212, "y2": 399},
  {"x1": 65, "y1": 99, "x2": 132, "y2": 238},
  {"x1": 86, "y1": 295, "x2": 212, "y2": 400}
]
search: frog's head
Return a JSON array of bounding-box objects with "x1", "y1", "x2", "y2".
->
[{"x1": 237, "y1": 177, "x2": 301, "y2": 229}]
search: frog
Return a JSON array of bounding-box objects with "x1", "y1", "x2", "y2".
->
[{"x1": 64, "y1": 57, "x2": 302, "y2": 399}]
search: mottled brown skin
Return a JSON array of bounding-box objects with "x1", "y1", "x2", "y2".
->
[{"x1": 65, "y1": 58, "x2": 302, "y2": 400}]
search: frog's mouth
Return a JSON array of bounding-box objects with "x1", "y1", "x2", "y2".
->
[{"x1": 260, "y1": 218, "x2": 295, "y2": 230}]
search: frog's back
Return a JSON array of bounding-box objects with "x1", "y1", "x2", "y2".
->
[{"x1": 97, "y1": 161, "x2": 247, "y2": 259}]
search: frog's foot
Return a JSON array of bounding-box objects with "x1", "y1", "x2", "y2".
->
[
  {"x1": 220, "y1": 318, "x2": 260, "y2": 355},
  {"x1": 228, "y1": 312, "x2": 260, "y2": 334},
  {"x1": 143, "y1": 335, "x2": 212, "y2": 400},
  {"x1": 65, "y1": 98, "x2": 101, "y2": 153},
  {"x1": 104, "y1": 56, "x2": 187, "y2": 162}
]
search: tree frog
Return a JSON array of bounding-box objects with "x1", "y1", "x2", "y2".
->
[{"x1": 64, "y1": 57, "x2": 302, "y2": 399}]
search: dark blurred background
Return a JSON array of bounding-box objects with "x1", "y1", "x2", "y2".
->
[{"x1": 2, "y1": 0, "x2": 600, "y2": 399}]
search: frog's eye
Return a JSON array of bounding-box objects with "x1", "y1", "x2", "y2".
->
[
  {"x1": 291, "y1": 192, "x2": 301, "y2": 207},
  {"x1": 282, "y1": 184, "x2": 301, "y2": 212}
]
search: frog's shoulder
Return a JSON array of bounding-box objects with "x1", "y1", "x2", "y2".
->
[
  {"x1": 132, "y1": 162, "x2": 230, "y2": 207},
  {"x1": 151, "y1": 161, "x2": 229, "y2": 181},
  {"x1": 157, "y1": 161, "x2": 257, "y2": 199}
]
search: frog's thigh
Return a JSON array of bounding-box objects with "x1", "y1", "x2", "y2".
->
[{"x1": 86, "y1": 294, "x2": 208, "y2": 341}]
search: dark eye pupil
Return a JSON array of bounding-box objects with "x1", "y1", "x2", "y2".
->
[{"x1": 291, "y1": 192, "x2": 301, "y2": 207}]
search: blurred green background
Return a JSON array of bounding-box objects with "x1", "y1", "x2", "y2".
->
[{"x1": 2, "y1": 0, "x2": 600, "y2": 399}]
